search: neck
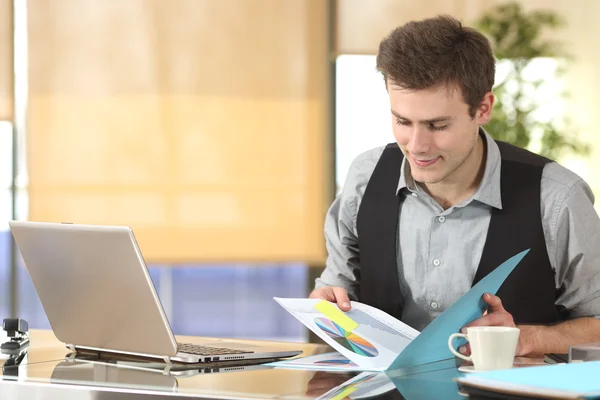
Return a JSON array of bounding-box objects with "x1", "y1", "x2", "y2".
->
[{"x1": 421, "y1": 137, "x2": 487, "y2": 210}]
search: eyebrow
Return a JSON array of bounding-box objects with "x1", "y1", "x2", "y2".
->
[{"x1": 391, "y1": 110, "x2": 455, "y2": 124}]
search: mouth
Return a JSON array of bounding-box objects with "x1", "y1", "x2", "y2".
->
[{"x1": 411, "y1": 155, "x2": 440, "y2": 168}]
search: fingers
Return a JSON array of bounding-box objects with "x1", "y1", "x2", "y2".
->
[
  {"x1": 308, "y1": 287, "x2": 352, "y2": 311},
  {"x1": 458, "y1": 343, "x2": 471, "y2": 356},
  {"x1": 465, "y1": 312, "x2": 515, "y2": 328},
  {"x1": 309, "y1": 287, "x2": 336, "y2": 302},
  {"x1": 461, "y1": 294, "x2": 516, "y2": 331}
]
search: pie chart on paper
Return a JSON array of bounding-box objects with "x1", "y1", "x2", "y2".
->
[{"x1": 314, "y1": 317, "x2": 379, "y2": 357}]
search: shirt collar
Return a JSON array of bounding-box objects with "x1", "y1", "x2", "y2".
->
[{"x1": 396, "y1": 128, "x2": 503, "y2": 209}]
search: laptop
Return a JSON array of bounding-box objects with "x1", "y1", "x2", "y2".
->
[{"x1": 9, "y1": 221, "x2": 302, "y2": 364}]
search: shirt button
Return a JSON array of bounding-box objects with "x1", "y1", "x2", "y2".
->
[
  {"x1": 412, "y1": 193, "x2": 418, "y2": 197},
  {"x1": 438, "y1": 216, "x2": 445, "y2": 223},
  {"x1": 432, "y1": 258, "x2": 441, "y2": 266},
  {"x1": 431, "y1": 301, "x2": 439, "y2": 310}
]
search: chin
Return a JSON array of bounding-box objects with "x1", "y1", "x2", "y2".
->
[
  {"x1": 410, "y1": 164, "x2": 440, "y2": 180},
  {"x1": 414, "y1": 177, "x2": 442, "y2": 185},
  {"x1": 412, "y1": 171, "x2": 444, "y2": 185}
]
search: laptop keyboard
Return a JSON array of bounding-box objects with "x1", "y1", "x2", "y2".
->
[{"x1": 177, "y1": 342, "x2": 253, "y2": 356}]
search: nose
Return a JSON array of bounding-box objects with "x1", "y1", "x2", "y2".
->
[{"x1": 406, "y1": 125, "x2": 431, "y2": 155}]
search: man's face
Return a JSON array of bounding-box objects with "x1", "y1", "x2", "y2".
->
[{"x1": 388, "y1": 83, "x2": 492, "y2": 186}]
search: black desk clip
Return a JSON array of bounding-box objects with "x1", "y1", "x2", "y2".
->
[{"x1": 1, "y1": 318, "x2": 30, "y2": 352}]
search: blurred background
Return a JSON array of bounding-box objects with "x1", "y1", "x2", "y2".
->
[{"x1": 1, "y1": 0, "x2": 599, "y2": 343}]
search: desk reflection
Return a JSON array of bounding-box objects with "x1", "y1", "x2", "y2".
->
[
  {"x1": 49, "y1": 353, "x2": 274, "y2": 393},
  {"x1": 1, "y1": 346, "x2": 29, "y2": 379},
  {"x1": 305, "y1": 358, "x2": 464, "y2": 400},
  {"x1": 306, "y1": 371, "x2": 355, "y2": 397},
  {"x1": 307, "y1": 370, "x2": 402, "y2": 399},
  {"x1": 50, "y1": 359, "x2": 179, "y2": 392}
]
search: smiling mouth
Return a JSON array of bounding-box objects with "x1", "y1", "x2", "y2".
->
[{"x1": 411, "y1": 156, "x2": 440, "y2": 167}]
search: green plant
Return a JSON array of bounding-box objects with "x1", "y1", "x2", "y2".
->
[{"x1": 474, "y1": 2, "x2": 589, "y2": 160}]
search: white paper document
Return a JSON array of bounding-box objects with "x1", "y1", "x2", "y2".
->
[
  {"x1": 265, "y1": 352, "x2": 361, "y2": 371},
  {"x1": 274, "y1": 298, "x2": 419, "y2": 371}
]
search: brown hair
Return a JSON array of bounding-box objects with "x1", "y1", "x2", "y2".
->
[{"x1": 376, "y1": 15, "x2": 495, "y2": 117}]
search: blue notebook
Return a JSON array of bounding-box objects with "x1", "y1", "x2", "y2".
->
[{"x1": 457, "y1": 361, "x2": 600, "y2": 399}]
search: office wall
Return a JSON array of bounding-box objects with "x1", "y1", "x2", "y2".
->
[
  {"x1": 336, "y1": 0, "x2": 600, "y2": 198},
  {"x1": 336, "y1": 0, "x2": 481, "y2": 54},
  {"x1": 26, "y1": 0, "x2": 332, "y2": 263},
  {"x1": 0, "y1": 0, "x2": 12, "y2": 121}
]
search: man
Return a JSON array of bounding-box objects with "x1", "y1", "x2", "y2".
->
[{"x1": 310, "y1": 15, "x2": 600, "y2": 357}]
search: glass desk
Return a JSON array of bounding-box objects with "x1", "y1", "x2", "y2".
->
[{"x1": 0, "y1": 330, "x2": 546, "y2": 399}]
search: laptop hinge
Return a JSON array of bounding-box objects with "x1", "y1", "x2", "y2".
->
[
  {"x1": 66, "y1": 344, "x2": 174, "y2": 365},
  {"x1": 162, "y1": 363, "x2": 172, "y2": 375}
]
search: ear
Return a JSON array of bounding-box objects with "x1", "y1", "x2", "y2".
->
[{"x1": 475, "y1": 92, "x2": 494, "y2": 125}]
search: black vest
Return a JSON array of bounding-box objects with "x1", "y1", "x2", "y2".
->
[{"x1": 356, "y1": 140, "x2": 566, "y2": 325}]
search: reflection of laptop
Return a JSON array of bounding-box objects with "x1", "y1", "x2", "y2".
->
[
  {"x1": 56, "y1": 352, "x2": 271, "y2": 380},
  {"x1": 50, "y1": 355, "x2": 271, "y2": 392},
  {"x1": 51, "y1": 358, "x2": 179, "y2": 391},
  {"x1": 9, "y1": 221, "x2": 302, "y2": 364}
]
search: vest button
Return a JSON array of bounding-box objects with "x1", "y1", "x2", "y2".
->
[{"x1": 432, "y1": 258, "x2": 441, "y2": 266}]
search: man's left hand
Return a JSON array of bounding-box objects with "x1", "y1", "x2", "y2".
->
[{"x1": 460, "y1": 293, "x2": 526, "y2": 356}]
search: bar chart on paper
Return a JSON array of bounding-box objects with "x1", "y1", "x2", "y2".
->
[{"x1": 344, "y1": 309, "x2": 415, "y2": 346}]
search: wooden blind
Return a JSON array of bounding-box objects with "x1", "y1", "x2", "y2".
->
[
  {"x1": 0, "y1": 0, "x2": 12, "y2": 121},
  {"x1": 335, "y1": 0, "x2": 508, "y2": 54},
  {"x1": 27, "y1": 0, "x2": 331, "y2": 264}
]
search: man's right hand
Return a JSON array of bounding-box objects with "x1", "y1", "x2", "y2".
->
[{"x1": 308, "y1": 286, "x2": 352, "y2": 311}]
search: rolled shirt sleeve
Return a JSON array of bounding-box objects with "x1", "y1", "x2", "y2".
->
[{"x1": 543, "y1": 164, "x2": 600, "y2": 318}]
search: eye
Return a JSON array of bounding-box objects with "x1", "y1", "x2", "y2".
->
[
  {"x1": 396, "y1": 118, "x2": 410, "y2": 126},
  {"x1": 429, "y1": 123, "x2": 448, "y2": 131}
]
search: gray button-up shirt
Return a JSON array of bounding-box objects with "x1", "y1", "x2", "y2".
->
[{"x1": 316, "y1": 132, "x2": 600, "y2": 331}]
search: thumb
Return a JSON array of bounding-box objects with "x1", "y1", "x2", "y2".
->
[
  {"x1": 332, "y1": 287, "x2": 351, "y2": 311},
  {"x1": 483, "y1": 293, "x2": 505, "y2": 313}
]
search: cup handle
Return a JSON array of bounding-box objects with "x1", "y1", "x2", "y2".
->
[{"x1": 448, "y1": 333, "x2": 472, "y2": 362}]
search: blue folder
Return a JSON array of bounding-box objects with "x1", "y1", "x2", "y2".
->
[{"x1": 387, "y1": 249, "x2": 530, "y2": 370}]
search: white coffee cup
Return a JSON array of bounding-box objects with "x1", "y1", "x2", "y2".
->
[{"x1": 448, "y1": 326, "x2": 520, "y2": 371}]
